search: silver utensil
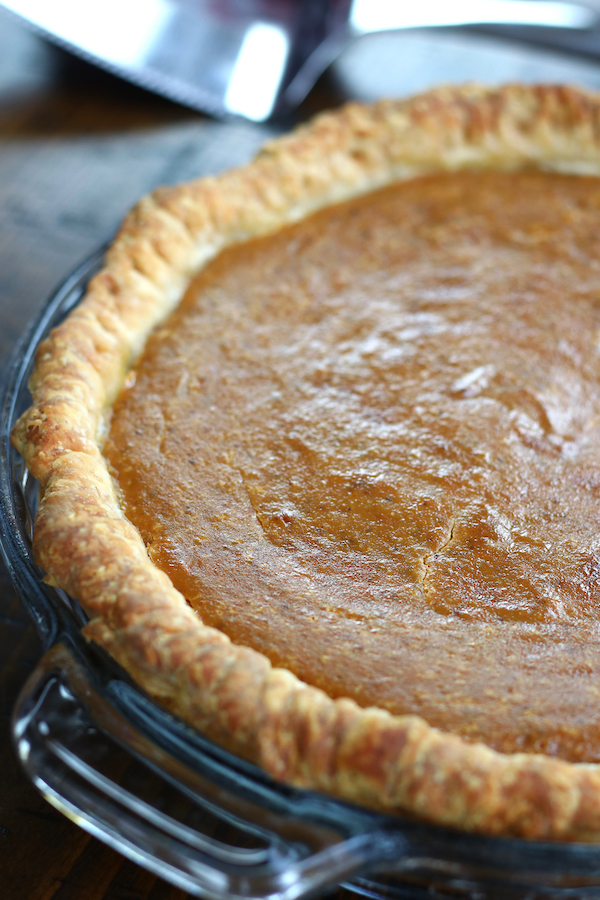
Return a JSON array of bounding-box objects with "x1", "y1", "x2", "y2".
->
[{"x1": 0, "y1": 1, "x2": 597, "y2": 125}]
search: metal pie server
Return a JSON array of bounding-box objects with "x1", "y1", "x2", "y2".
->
[{"x1": 0, "y1": 0, "x2": 598, "y2": 121}]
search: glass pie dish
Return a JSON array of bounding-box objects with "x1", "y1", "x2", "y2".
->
[{"x1": 4, "y1": 253, "x2": 600, "y2": 899}]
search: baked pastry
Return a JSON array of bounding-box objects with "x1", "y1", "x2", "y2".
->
[{"x1": 14, "y1": 83, "x2": 600, "y2": 842}]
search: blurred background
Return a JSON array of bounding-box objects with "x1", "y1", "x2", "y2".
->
[{"x1": 3, "y1": 2, "x2": 600, "y2": 897}]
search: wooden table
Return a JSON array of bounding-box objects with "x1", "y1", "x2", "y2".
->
[
  {"x1": 5, "y1": 9, "x2": 600, "y2": 899},
  {"x1": 0, "y1": 11, "x2": 342, "y2": 898}
]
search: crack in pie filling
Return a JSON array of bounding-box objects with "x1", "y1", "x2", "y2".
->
[{"x1": 15, "y1": 84, "x2": 600, "y2": 841}]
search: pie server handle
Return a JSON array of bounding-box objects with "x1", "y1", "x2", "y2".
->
[
  {"x1": 0, "y1": 0, "x2": 597, "y2": 122},
  {"x1": 11, "y1": 639, "x2": 409, "y2": 899}
]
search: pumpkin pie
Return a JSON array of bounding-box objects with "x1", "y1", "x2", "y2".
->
[{"x1": 14, "y1": 83, "x2": 600, "y2": 842}]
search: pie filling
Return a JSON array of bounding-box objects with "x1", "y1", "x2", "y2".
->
[{"x1": 105, "y1": 169, "x2": 600, "y2": 762}]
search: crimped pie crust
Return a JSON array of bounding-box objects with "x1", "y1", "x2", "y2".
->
[{"x1": 13, "y1": 84, "x2": 600, "y2": 841}]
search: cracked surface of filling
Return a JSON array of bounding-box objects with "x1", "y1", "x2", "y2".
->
[{"x1": 105, "y1": 169, "x2": 600, "y2": 762}]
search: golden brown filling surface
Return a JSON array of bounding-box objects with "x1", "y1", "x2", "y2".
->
[{"x1": 106, "y1": 170, "x2": 600, "y2": 761}]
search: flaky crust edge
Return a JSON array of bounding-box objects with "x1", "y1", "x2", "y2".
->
[{"x1": 13, "y1": 83, "x2": 600, "y2": 841}]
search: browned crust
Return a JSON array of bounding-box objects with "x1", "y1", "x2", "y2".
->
[{"x1": 13, "y1": 83, "x2": 600, "y2": 841}]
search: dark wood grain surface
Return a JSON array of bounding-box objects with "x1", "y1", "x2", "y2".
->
[
  {"x1": 0, "y1": 10, "x2": 341, "y2": 898},
  {"x1": 6, "y1": 8, "x2": 600, "y2": 898}
]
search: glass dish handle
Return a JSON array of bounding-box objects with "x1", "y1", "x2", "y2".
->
[{"x1": 11, "y1": 641, "x2": 407, "y2": 900}]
